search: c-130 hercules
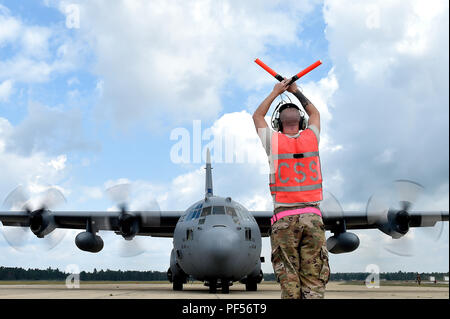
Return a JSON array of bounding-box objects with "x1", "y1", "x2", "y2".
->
[{"x1": 0, "y1": 149, "x2": 448, "y2": 294}]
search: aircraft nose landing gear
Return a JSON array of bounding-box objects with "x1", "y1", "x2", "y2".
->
[{"x1": 207, "y1": 279, "x2": 230, "y2": 294}]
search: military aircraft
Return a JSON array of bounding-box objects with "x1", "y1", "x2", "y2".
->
[{"x1": 0, "y1": 149, "x2": 448, "y2": 294}]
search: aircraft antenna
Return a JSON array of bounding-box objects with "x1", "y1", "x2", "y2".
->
[{"x1": 205, "y1": 148, "x2": 213, "y2": 197}]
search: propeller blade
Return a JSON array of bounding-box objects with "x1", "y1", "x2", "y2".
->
[
  {"x1": 399, "y1": 201, "x2": 411, "y2": 212},
  {"x1": 419, "y1": 220, "x2": 445, "y2": 242},
  {"x1": 118, "y1": 236, "x2": 147, "y2": 257},
  {"x1": 366, "y1": 180, "x2": 430, "y2": 257},
  {"x1": 320, "y1": 191, "x2": 344, "y2": 221},
  {"x1": 0, "y1": 226, "x2": 30, "y2": 250},
  {"x1": 1, "y1": 186, "x2": 31, "y2": 251},
  {"x1": 38, "y1": 187, "x2": 67, "y2": 250},
  {"x1": 394, "y1": 180, "x2": 423, "y2": 211},
  {"x1": 366, "y1": 184, "x2": 395, "y2": 227},
  {"x1": 118, "y1": 194, "x2": 161, "y2": 258},
  {"x1": 106, "y1": 183, "x2": 131, "y2": 207},
  {"x1": 1, "y1": 186, "x2": 67, "y2": 252},
  {"x1": 105, "y1": 182, "x2": 161, "y2": 258},
  {"x1": 383, "y1": 231, "x2": 415, "y2": 257},
  {"x1": 42, "y1": 187, "x2": 67, "y2": 210},
  {"x1": 2, "y1": 185, "x2": 29, "y2": 211},
  {"x1": 41, "y1": 229, "x2": 67, "y2": 250},
  {"x1": 382, "y1": 222, "x2": 445, "y2": 257},
  {"x1": 104, "y1": 183, "x2": 132, "y2": 231}
]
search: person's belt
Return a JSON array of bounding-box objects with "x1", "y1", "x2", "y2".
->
[{"x1": 271, "y1": 207, "x2": 322, "y2": 226}]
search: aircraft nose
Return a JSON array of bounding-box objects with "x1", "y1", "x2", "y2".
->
[{"x1": 200, "y1": 227, "x2": 240, "y2": 275}]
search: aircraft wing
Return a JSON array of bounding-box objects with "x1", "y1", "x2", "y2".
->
[
  {"x1": 251, "y1": 210, "x2": 449, "y2": 237},
  {"x1": 0, "y1": 210, "x2": 184, "y2": 238}
]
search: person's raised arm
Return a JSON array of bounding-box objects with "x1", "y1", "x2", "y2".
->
[
  {"x1": 252, "y1": 79, "x2": 290, "y2": 132},
  {"x1": 287, "y1": 81, "x2": 320, "y2": 132}
]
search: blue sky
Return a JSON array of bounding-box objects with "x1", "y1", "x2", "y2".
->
[{"x1": 0, "y1": 0, "x2": 448, "y2": 274}]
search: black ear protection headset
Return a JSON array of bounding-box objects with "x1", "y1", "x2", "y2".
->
[{"x1": 271, "y1": 95, "x2": 306, "y2": 132}]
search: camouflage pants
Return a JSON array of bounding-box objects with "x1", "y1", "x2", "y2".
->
[{"x1": 270, "y1": 212, "x2": 330, "y2": 299}]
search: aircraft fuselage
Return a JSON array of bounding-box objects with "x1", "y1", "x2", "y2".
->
[{"x1": 172, "y1": 196, "x2": 262, "y2": 282}]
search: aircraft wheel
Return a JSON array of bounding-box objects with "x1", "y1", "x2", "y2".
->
[
  {"x1": 173, "y1": 280, "x2": 183, "y2": 291},
  {"x1": 221, "y1": 280, "x2": 229, "y2": 294},
  {"x1": 209, "y1": 279, "x2": 217, "y2": 293},
  {"x1": 245, "y1": 280, "x2": 257, "y2": 291}
]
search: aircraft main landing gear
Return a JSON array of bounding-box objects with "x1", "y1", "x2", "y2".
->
[
  {"x1": 245, "y1": 279, "x2": 257, "y2": 291},
  {"x1": 208, "y1": 279, "x2": 217, "y2": 293},
  {"x1": 221, "y1": 279, "x2": 229, "y2": 294},
  {"x1": 173, "y1": 280, "x2": 183, "y2": 291}
]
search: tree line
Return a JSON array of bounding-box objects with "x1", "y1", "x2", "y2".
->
[{"x1": 0, "y1": 267, "x2": 448, "y2": 281}]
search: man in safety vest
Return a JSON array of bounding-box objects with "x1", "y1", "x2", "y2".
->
[{"x1": 252, "y1": 78, "x2": 330, "y2": 299}]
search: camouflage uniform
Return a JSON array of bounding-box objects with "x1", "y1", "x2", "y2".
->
[{"x1": 270, "y1": 206, "x2": 330, "y2": 299}]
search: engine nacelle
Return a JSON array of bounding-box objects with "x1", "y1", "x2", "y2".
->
[
  {"x1": 75, "y1": 232, "x2": 104, "y2": 253},
  {"x1": 377, "y1": 210, "x2": 410, "y2": 239},
  {"x1": 118, "y1": 213, "x2": 140, "y2": 240},
  {"x1": 29, "y1": 209, "x2": 56, "y2": 238},
  {"x1": 326, "y1": 232, "x2": 360, "y2": 254}
]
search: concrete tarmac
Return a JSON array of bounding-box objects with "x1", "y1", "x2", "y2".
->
[{"x1": 0, "y1": 282, "x2": 448, "y2": 299}]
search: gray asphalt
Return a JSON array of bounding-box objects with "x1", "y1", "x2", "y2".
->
[{"x1": 0, "y1": 282, "x2": 448, "y2": 299}]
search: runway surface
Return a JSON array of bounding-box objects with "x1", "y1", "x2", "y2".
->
[{"x1": 0, "y1": 282, "x2": 448, "y2": 299}]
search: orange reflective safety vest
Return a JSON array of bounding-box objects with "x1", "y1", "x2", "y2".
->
[{"x1": 269, "y1": 129, "x2": 323, "y2": 204}]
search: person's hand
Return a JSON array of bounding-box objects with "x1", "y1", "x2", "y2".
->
[
  {"x1": 286, "y1": 77, "x2": 298, "y2": 93},
  {"x1": 272, "y1": 78, "x2": 289, "y2": 96}
]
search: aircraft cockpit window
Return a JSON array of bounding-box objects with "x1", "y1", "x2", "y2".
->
[
  {"x1": 212, "y1": 206, "x2": 225, "y2": 215},
  {"x1": 185, "y1": 203, "x2": 203, "y2": 221},
  {"x1": 201, "y1": 206, "x2": 212, "y2": 217},
  {"x1": 186, "y1": 211, "x2": 195, "y2": 221},
  {"x1": 225, "y1": 206, "x2": 237, "y2": 217},
  {"x1": 235, "y1": 205, "x2": 249, "y2": 221}
]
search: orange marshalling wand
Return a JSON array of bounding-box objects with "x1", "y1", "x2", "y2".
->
[{"x1": 254, "y1": 58, "x2": 322, "y2": 84}]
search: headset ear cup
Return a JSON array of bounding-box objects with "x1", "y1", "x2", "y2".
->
[{"x1": 272, "y1": 118, "x2": 280, "y2": 132}]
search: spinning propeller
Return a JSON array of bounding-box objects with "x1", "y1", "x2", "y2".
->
[
  {"x1": 320, "y1": 190, "x2": 345, "y2": 227},
  {"x1": 106, "y1": 183, "x2": 161, "y2": 257},
  {"x1": 1, "y1": 185, "x2": 67, "y2": 252},
  {"x1": 366, "y1": 180, "x2": 445, "y2": 257}
]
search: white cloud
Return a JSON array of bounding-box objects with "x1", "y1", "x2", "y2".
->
[
  {"x1": 0, "y1": 79, "x2": 14, "y2": 102},
  {"x1": 0, "y1": 5, "x2": 21, "y2": 45},
  {"x1": 0, "y1": 117, "x2": 71, "y2": 205},
  {"x1": 321, "y1": 0, "x2": 449, "y2": 272},
  {"x1": 67, "y1": 77, "x2": 79, "y2": 86},
  {"x1": 79, "y1": 186, "x2": 103, "y2": 203},
  {"x1": 322, "y1": 0, "x2": 449, "y2": 202},
  {"x1": 374, "y1": 148, "x2": 395, "y2": 164},
  {"x1": 48, "y1": 0, "x2": 320, "y2": 129},
  {"x1": 1, "y1": 0, "x2": 447, "y2": 274},
  {"x1": 49, "y1": 155, "x2": 67, "y2": 171},
  {"x1": 0, "y1": 5, "x2": 83, "y2": 85},
  {"x1": 4, "y1": 101, "x2": 99, "y2": 156},
  {"x1": 20, "y1": 26, "x2": 52, "y2": 58}
]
